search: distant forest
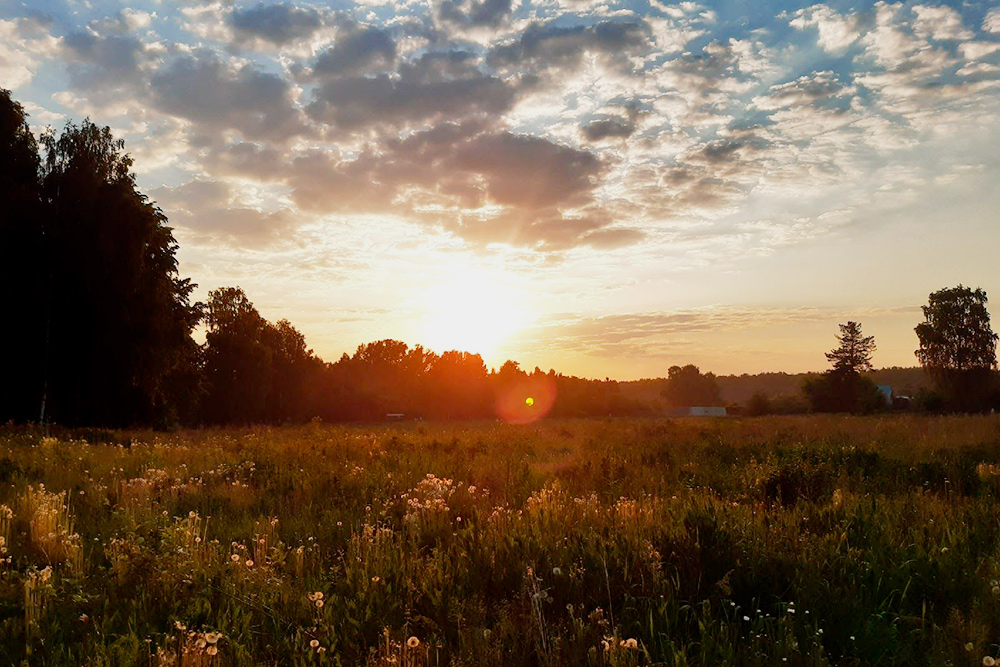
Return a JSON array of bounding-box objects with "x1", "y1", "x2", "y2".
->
[
  {"x1": 0, "y1": 90, "x2": 993, "y2": 428},
  {"x1": 624, "y1": 367, "x2": 931, "y2": 410}
]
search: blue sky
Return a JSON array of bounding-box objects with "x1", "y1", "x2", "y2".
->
[{"x1": 3, "y1": 0, "x2": 999, "y2": 377}]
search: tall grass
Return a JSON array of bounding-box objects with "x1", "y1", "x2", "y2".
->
[{"x1": 0, "y1": 415, "x2": 998, "y2": 665}]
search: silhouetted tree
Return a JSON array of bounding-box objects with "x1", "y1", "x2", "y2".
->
[
  {"x1": 202, "y1": 287, "x2": 273, "y2": 424},
  {"x1": 12, "y1": 115, "x2": 200, "y2": 426},
  {"x1": 263, "y1": 318, "x2": 323, "y2": 422},
  {"x1": 915, "y1": 285, "x2": 998, "y2": 412},
  {"x1": 661, "y1": 365, "x2": 723, "y2": 407},
  {"x1": 826, "y1": 321, "x2": 875, "y2": 375},
  {"x1": 426, "y1": 351, "x2": 490, "y2": 419},
  {"x1": 804, "y1": 321, "x2": 883, "y2": 413},
  {"x1": 0, "y1": 89, "x2": 46, "y2": 423}
]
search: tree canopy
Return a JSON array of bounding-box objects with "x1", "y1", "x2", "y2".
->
[
  {"x1": 915, "y1": 285, "x2": 998, "y2": 412},
  {"x1": 0, "y1": 90, "x2": 201, "y2": 426}
]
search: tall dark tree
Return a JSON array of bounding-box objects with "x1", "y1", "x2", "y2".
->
[
  {"x1": 39, "y1": 119, "x2": 201, "y2": 426},
  {"x1": 661, "y1": 365, "x2": 723, "y2": 407},
  {"x1": 804, "y1": 321, "x2": 883, "y2": 413},
  {"x1": 0, "y1": 98, "x2": 201, "y2": 427},
  {"x1": 915, "y1": 285, "x2": 998, "y2": 412},
  {"x1": 202, "y1": 287, "x2": 273, "y2": 424},
  {"x1": 826, "y1": 321, "x2": 875, "y2": 375},
  {"x1": 0, "y1": 89, "x2": 46, "y2": 423}
]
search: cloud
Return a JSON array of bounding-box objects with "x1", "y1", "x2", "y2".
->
[
  {"x1": 487, "y1": 20, "x2": 652, "y2": 76},
  {"x1": 986, "y1": 8, "x2": 1000, "y2": 34},
  {"x1": 307, "y1": 51, "x2": 517, "y2": 133},
  {"x1": 437, "y1": 0, "x2": 515, "y2": 29},
  {"x1": 0, "y1": 17, "x2": 61, "y2": 90},
  {"x1": 581, "y1": 102, "x2": 641, "y2": 142},
  {"x1": 530, "y1": 305, "x2": 914, "y2": 359},
  {"x1": 753, "y1": 71, "x2": 855, "y2": 111},
  {"x1": 151, "y1": 51, "x2": 309, "y2": 140},
  {"x1": 911, "y1": 5, "x2": 973, "y2": 42},
  {"x1": 313, "y1": 26, "x2": 396, "y2": 77},
  {"x1": 281, "y1": 121, "x2": 620, "y2": 249},
  {"x1": 152, "y1": 178, "x2": 298, "y2": 246},
  {"x1": 63, "y1": 27, "x2": 148, "y2": 93},
  {"x1": 788, "y1": 4, "x2": 861, "y2": 55},
  {"x1": 229, "y1": 2, "x2": 323, "y2": 46}
]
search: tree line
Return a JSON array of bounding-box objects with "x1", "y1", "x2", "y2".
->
[
  {"x1": 1, "y1": 90, "x2": 997, "y2": 427},
  {"x1": 0, "y1": 90, "x2": 651, "y2": 427}
]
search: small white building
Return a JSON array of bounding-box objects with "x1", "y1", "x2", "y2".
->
[{"x1": 667, "y1": 406, "x2": 728, "y2": 417}]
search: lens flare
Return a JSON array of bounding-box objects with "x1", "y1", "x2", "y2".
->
[{"x1": 495, "y1": 377, "x2": 555, "y2": 424}]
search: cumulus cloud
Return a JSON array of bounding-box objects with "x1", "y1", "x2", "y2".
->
[
  {"x1": 985, "y1": 8, "x2": 1000, "y2": 34},
  {"x1": 911, "y1": 5, "x2": 973, "y2": 42},
  {"x1": 313, "y1": 26, "x2": 396, "y2": 77},
  {"x1": 229, "y1": 2, "x2": 324, "y2": 46},
  {"x1": 487, "y1": 20, "x2": 652, "y2": 76},
  {"x1": 788, "y1": 4, "x2": 861, "y2": 55},
  {"x1": 0, "y1": 17, "x2": 61, "y2": 89},
  {"x1": 151, "y1": 51, "x2": 309, "y2": 140},
  {"x1": 152, "y1": 178, "x2": 298, "y2": 247},
  {"x1": 437, "y1": 0, "x2": 515, "y2": 30},
  {"x1": 63, "y1": 28, "x2": 149, "y2": 93},
  {"x1": 307, "y1": 51, "x2": 517, "y2": 133}
]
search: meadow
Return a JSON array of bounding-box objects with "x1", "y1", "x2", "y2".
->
[{"x1": 2, "y1": 415, "x2": 1000, "y2": 666}]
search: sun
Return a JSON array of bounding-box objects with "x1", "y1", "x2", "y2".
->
[{"x1": 418, "y1": 266, "x2": 531, "y2": 360}]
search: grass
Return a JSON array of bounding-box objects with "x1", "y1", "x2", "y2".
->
[{"x1": 1, "y1": 415, "x2": 1000, "y2": 665}]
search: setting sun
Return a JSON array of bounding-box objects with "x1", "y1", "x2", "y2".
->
[{"x1": 417, "y1": 266, "x2": 532, "y2": 361}]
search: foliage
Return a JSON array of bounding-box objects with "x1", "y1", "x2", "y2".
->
[
  {"x1": 824, "y1": 321, "x2": 875, "y2": 375},
  {"x1": 661, "y1": 365, "x2": 723, "y2": 407},
  {"x1": 1, "y1": 416, "x2": 1000, "y2": 665},
  {"x1": 915, "y1": 285, "x2": 999, "y2": 412},
  {"x1": 0, "y1": 92, "x2": 201, "y2": 427},
  {"x1": 805, "y1": 322, "x2": 885, "y2": 414}
]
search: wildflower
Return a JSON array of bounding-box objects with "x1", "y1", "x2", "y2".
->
[
  {"x1": 372, "y1": 576, "x2": 381, "y2": 583},
  {"x1": 245, "y1": 559, "x2": 254, "y2": 567},
  {"x1": 315, "y1": 599, "x2": 324, "y2": 609},
  {"x1": 231, "y1": 554, "x2": 240, "y2": 562},
  {"x1": 206, "y1": 645, "x2": 218, "y2": 656},
  {"x1": 993, "y1": 585, "x2": 1000, "y2": 596},
  {"x1": 310, "y1": 639, "x2": 319, "y2": 648},
  {"x1": 206, "y1": 632, "x2": 222, "y2": 644},
  {"x1": 407, "y1": 636, "x2": 420, "y2": 648},
  {"x1": 552, "y1": 567, "x2": 562, "y2": 576},
  {"x1": 984, "y1": 657, "x2": 996, "y2": 667},
  {"x1": 623, "y1": 638, "x2": 638, "y2": 650},
  {"x1": 966, "y1": 643, "x2": 974, "y2": 652}
]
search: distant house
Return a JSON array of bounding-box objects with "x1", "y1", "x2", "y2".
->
[
  {"x1": 667, "y1": 406, "x2": 728, "y2": 417},
  {"x1": 385, "y1": 413, "x2": 405, "y2": 421}
]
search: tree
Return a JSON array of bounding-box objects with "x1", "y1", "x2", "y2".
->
[
  {"x1": 804, "y1": 321, "x2": 883, "y2": 413},
  {"x1": 826, "y1": 321, "x2": 875, "y2": 375},
  {"x1": 1, "y1": 111, "x2": 201, "y2": 426},
  {"x1": 0, "y1": 89, "x2": 46, "y2": 423},
  {"x1": 915, "y1": 285, "x2": 998, "y2": 412},
  {"x1": 661, "y1": 365, "x2": 722, "y2": 407},
  {"x1": 202, "y1": 287, "x2": 273, "y2": 424}
]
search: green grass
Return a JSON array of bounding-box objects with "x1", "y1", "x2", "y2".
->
[{"x1": 2, "y1": 415, "x2": 1000, "y2": 665}]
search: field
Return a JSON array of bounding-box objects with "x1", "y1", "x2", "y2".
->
[{"x1": 2, "y1": 416, "x2": 1000, "y2": 666}]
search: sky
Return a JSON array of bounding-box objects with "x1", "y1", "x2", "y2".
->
[{"x1": 3, "y1": 0, "x2": 999, "y2": 379}]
